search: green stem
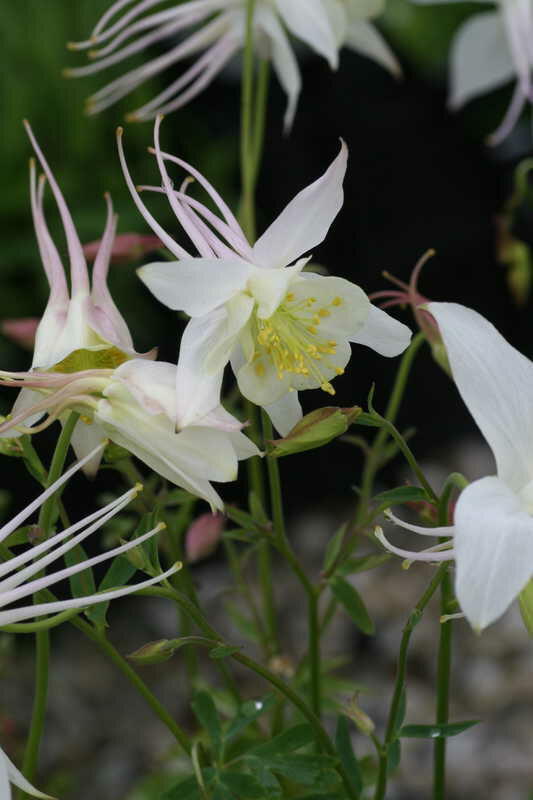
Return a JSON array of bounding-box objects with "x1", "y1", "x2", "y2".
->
[
  {"x1": 240, "y1": 0, "x2": 258, "y2": 240},
  {"x1": 20, "y1": 413, "x2": 79, "y2": 796},
  {"x1": 356, "y1": 333, "x2": 426, "y2": 524},
  {"x1": 252, "y1": 59, "x2": 270, "y2": 179},
  {"x1": 373, "y1": 564, "x2": 448, "y2": 800},
  {"x1": 73, "y1": 618, "x2": 191, "y2": 754}
]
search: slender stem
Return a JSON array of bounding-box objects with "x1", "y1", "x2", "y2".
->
[
  {"x1": 20, "y1": 414, "x2": 79, "y2": 796},
  {"x1": 355, "y1": 333, "x2": 426, "y2": 524},
  {"x1": 433, "y1": 488, "x2": 456, "y2": 799},
  {"x1": 19, "y1": 630, "x2": 49, "y2": 793},
  {"x1": 373, "y1": 564, "x2": 448, "y2": 800},
  {"x1": 224, "y1": 539, "x2": 270, "y2": 656},
  {"x1": 261, "y1": 411, "x2": 287, "y2": 546},
  {"x1": 240, "y1": 0, "x2": 257, "y2": 240},
  {"x1": 73, "y1": 618, "x2": 191, "y2": 754},
  {"x1": 252, "y1": 59, "x2": 270, "y2": 179}
]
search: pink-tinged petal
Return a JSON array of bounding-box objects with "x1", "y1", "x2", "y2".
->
[
  {"x1": 252, "y1": 141, "x2": 348, "y2": 269},
  {"x1": 454, "y1": 476, "x2": 533, "y2": 629},
  {"x1": 138, "y1": 257, "x2": 252, "y2": 317},
  {"x1": 275, "y1": 0, "x2": 339, "y2": 68},
  {"x1": 1, "y1": 318, "x2": 39, "y2": 350},
  {"x1": 255, "y1": 6, "x2": 301, "y2": 132},
  {"x1": 429, "y1": 302, "x2": 533, "y2": 493},
  {"x1": 186, "y1": 512, "x2": 224, "y2": 562},
  {"x1": 24, "y1": 122, "x2": 90, "y2": 297},
  {"x1": 30, "y1": 163, "x2": 68, "y2": 306},
  {"x1": 88, "y1": 193, "x2": 135, "y2": 351},
  {"x1": 0, "y1": 563, "x2": 180, "y2": 627},
  {"x1": 384, "y1": 509, "x2": 455, "y2": 537},
  {"x1": 83, "y1": 233, "x2": 162, "y2": 264},
  {"x1": 117, "y1": 127, "x2": 191, "y2": 260},
  {"x1": 349, "y1": 304, "x2": 412, "y2": 356},
  {"x1": 115, "y1": 359, "x2": 177, "y2": 420},
  {"x1": 263, "y1": 390, "x2": 303, "y2": 436}
]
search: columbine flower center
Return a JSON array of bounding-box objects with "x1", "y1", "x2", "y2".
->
[{"x1": 252, "y1": 292, "x2": 345, "y2": 394}]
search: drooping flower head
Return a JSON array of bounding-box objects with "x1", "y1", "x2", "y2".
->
[
  {"x1": 378, "y1": 302, "x2": 533, "y2": 630},
  {"x1": 0, "y1": 442, "x2": 179, "y2": 798},
  {"x1": 118, "y1": 118, "x2": 412, "y2": 435},
  {"x1": 0, "y1": 126, "x2": 258, "y2": 508},
  {"x1": 65, "y1": 0, "x2": 399, "y2": 130},
  {"x1": 413, "y1": 0, "x2": 533, "y2": 145}
]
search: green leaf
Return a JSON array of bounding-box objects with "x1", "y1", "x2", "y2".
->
[
  {"x1": 64, "y1": 543, "x2": 96, "y2": 599},
  {"x1": 399, "y1": 720, "x2": 479, "y2": 738},
  {"x1": 85, "y1": 555, "x2": 136, "y2": 628},
  {"x1": 160, "y1": 775, "x2": 200, "y2": 800},
  {"x1": 268, "y1": 407, "x2": 361, "y2": 457},
  {"x1": 249, "y1": 724, "x2": 315, "y2": 758},
  {"x1": 245, "y1": 758, "x2": 281, "y2": 799},
  {"x1": 519, "y1": 579, "x2": 533, "y2": 636},
  {"x1": 387, "y1": 740, "x2": 401, "y2": 773},
  {"x1": 224, "y1": 601, "x2": 261, "y2": 643},
  {"x1": 323, "y1": 525, "x2": 347, "y2": 572},
  {"x1": 225, "y1": 696, "x2": 275, "y2": 742},
  {"x1": 337, "y1": 553, "x2": 391, "y2": 577},
  {"x1": 329, "y1": 577, "x2": 375, "y2": 635},
  {"x1": 218, "y1": 771, "x2": 266, "y2": 798},
  {"x1": 191, "y1": 691, "x2": 223, "y2": 759},
  {"x1": 121, "y1": 511, "x2": 162, "y2": 577},
  {"x1": 265, "y1": 755, "x2": 339, "y2": 789},
  {"x1": 224, "y1": 505, "x2": 264, "y2": 534},
  {"x1": 372, "y1": 486, "x2": 429, "y2": 508},
  {"x1": 209, "y1": 644, "x2": 240, "y2": 660},
  {"x1": 335, "y1": 715, "x2": 362, "y2": 796}
]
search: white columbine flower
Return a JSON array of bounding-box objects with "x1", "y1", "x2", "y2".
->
[
  {"x1": 378, "y1": 302, "x2": 533, "y2": 630},
  {"x1": 66, "y1": 0, "x2": 399, "y2": 129},
  {"x1": 119, "y1": 119, "x2": 412, "y2": 435},
  {"x1": 12, "y1": 122, "x2": 156, "y2": 476},
  {"x1": 413, "y1": 0, "x2": 533, "y2": 145},
  {"x1": 0, "y1": 443, "x2": 179, "y2": 799}
]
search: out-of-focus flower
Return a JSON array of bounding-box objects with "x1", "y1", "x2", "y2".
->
[
  {"x1": 185, "y1": 511, "x2": 225, "y2": 561},
  {"x1": 1, "y1": 318, "x2": 39, "y2": 351},
  {"x1": 83, "y1": 232, "x2": 163, "y2": 265},
  {"x1": 120, "y1": 119, "x2": 411, "y2": 435},
  {"x1": 65, "y1": 0, "x2": 399, "y2": 129},
  {"x1": 413, "y1": 0, "x2": 533, "y2": 145},
  {"x1": 377, "y1": 302, "x2": 533, "y2": 631},
  {"x1": 0, "y1": 443, "x2": 178, "y2": 626}
]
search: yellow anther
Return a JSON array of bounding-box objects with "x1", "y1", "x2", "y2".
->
[
  {"x1": 321, "y1": 382, "x2": 335, "y2": 395},
  {"x1": 80, "y1": 415, "x2": 93, "y2": 425},
  {"x1": 328, "y1": 340, "x2": 337, "y2": 347},
  {"x1": 332, "y1": 296, "x2": 343, "y2": 306},
  {"x1": 313, "y1": 315, "x2": 321, "y2": 325},
  {"x1": 285, "y1": 292, "x2": 295, "y2": 302},
  {"x1": 307, "y1": 326, "x2": 317, "y2": 334},
  {"x1": 335, "y1": 367, "x2": 345, "y2": 375},
  {"x1": 134, "y1": 482, "x2": 144, "y2": 494},
  {"x1": 255, "y1": 362, "x2": 265, "y2": 377},
  {"x1": 318, "y1": 308, "x2": 330, "y2": 317}
]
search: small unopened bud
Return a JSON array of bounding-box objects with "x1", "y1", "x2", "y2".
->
[
  {"x1": 345, "y1": 694, "x2": 375, "y2": 736},
  {"x1": 83, "y1": 233, "x2": 162, "y2": 265},
  {"x1": 185, "y1": 512, "x2": 224, "y2": 563},
  {"x1": 27, "y1": 525, "x2": 45, "y2": 545},
  {"x1": 1, "y1": 317, "x2": 39, "y2": 350},
  {"x1": 268, "y1": 654, "x2": 295, "y2": 679},
  {"x1": 128, "y1": 638, "x2": 176, "y2": 665},
  {"x1": 269, "y1": 406, "x2": 361, "y2": 457}
]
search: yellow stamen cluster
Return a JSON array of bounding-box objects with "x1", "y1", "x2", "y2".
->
[{"x1": 252, "y1": 292, "x2": 345, "y2": 394}]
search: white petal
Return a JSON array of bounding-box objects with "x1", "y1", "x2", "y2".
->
[
  {"x1": 449, "y1": 12, "x2": 515, "y2": 110},
  {"x1": 115, "y1": 359, "x2": 177, "y2": 420},
  {"x1": 2, "y1": 748, "x2": 54, "y2": 798},
  {"x1": 252, "y1": 142, "x2": 347, "y2": 269},
  {"x1": 349, "y1": 303, "x2": 412, "y2": 356},
  {"x1": 255, "y1": 6, "x2": 302, "y2": 131},
  {"x1": 454, "y1": 476, "x2": 533, "y2": 629},
  {"x1": 292, "y1": 273, "x2": 370, "y2": 339},
  {"x1": 70, "y1": 418, "x2": 106, "y2": 478},
  {"x1": 137, "y1": 257, "x2": 252, "y2": 316},
  {"x1": 264, "y1": 390, "x2": 303, "y2": 436},
  {"x1": 343, "y1": 20, "x2": 401, "y2": 76},
  {"x1": 236, "y1": 350, "x2": 293, "y2": 406},
  {"x1": 429, "y1": 302, "x2": 533, "y2": 493},
  {"x1": 344, "y1": 0, "x2": 385, "y2": 20},
  {"x1": 248, "y1": 260, "x2": 307, "y2": 319},
  {"x1": 177, "y1": 426, "x2": 239, "y2": 482},
  {"x1": 275, "y1": 0, "x2": 339, "y2": 68}
]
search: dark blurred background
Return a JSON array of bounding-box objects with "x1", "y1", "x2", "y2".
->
[{"x1": 1, "y1": 2, "x2": 532, "y2": 798}]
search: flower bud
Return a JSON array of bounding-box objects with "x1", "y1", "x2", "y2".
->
[
  {"x1": 128, "y1": 638, "x2": 177, "y2": 665},
  {"x1": 269, "y1": 406, "x2": 361, "y2": 458},
  {"x1": 345, "y1": 694, "x2": 375, "y2": 736},
  {"x1": 185, "y1": 512, "x2": 224, "y2": 563},
  {"x1": 83, "y1": 233, "x2": 162, "y2": 265},
  {"x1": 1, "y1": 317, "x2": 39, "y2": 350}
]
